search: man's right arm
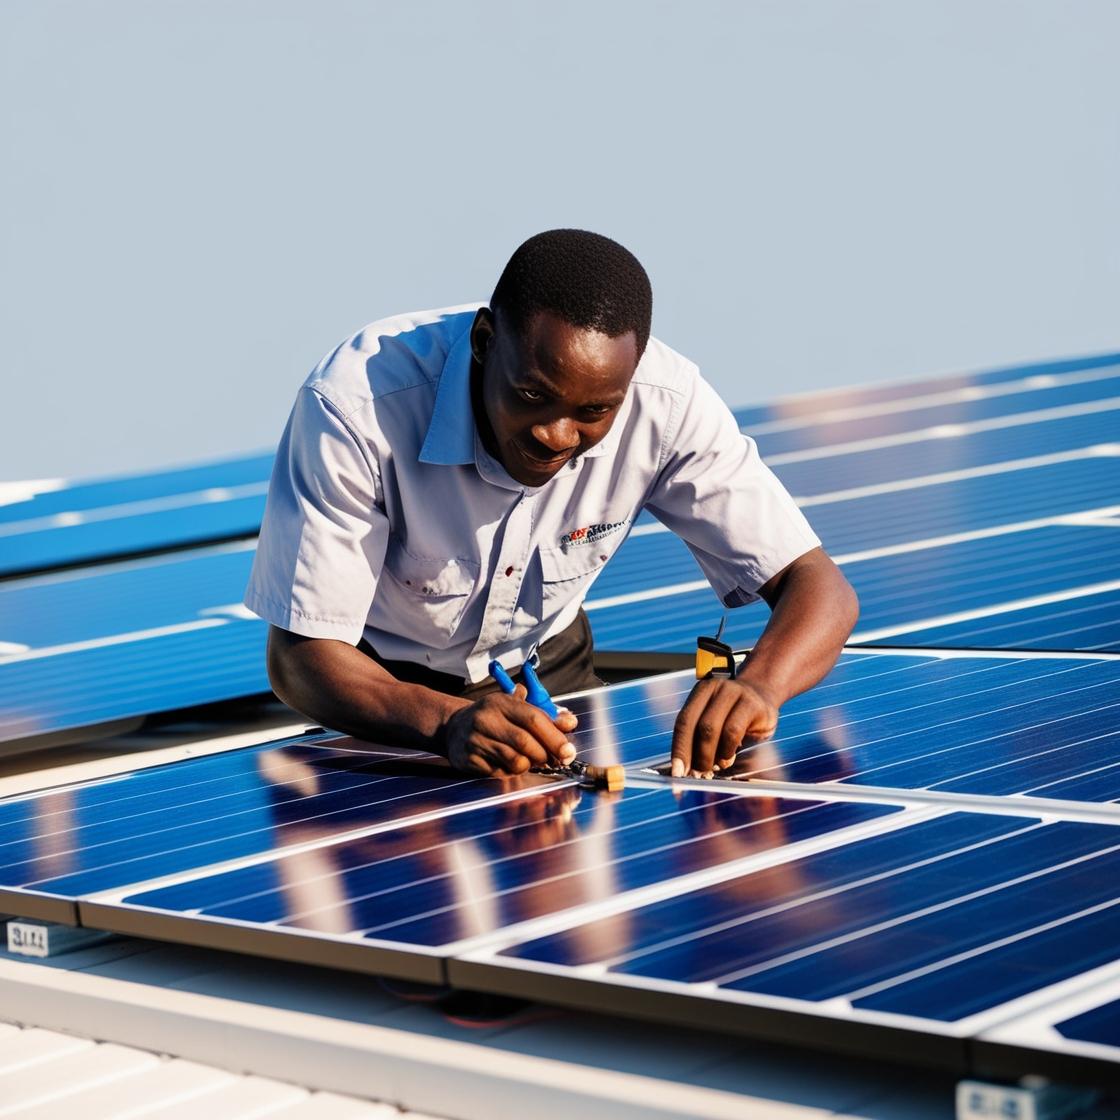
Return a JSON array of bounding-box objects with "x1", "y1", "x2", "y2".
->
[{"x1": 266, "y1": 627, "x2": 577, "y2": 777}]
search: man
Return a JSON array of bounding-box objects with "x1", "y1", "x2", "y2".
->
[{"x1": 246, "y1": 229, "x2": 857, "y2": 779}]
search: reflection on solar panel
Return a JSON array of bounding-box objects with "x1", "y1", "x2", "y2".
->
[
  {"x1": 455, "y1": 809, "x2": 1120, "y2": 1064},
  {"x1": 718, "y1": 652, "x2": 1120, "y2": 802},
  {"x1": 83, "y1": 782, "x2": 896, "y2": 983},
  {"x1": 0, "y1": 732, "x2": 548, "y2": 922},
  {"x1": 0, "y1": 452, "x2": 272, "y2": 576},
  {"x1": 732, "y1": 352, "x2": 1120, "y2": 430}
]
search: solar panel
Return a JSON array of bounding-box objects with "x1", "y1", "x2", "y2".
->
[
  {"x1": 724, "y1": 652, "x2": 1120, "y2": 803},
  {"x1": 588, "y1": 525, "x2": 1120, "y2": 656},
  {"x1": 0, "y1": 541, "x2": 256, "y2": 651},
  {"x1": 0, "y1": 613, "x2": 268, "y2": 743},
  {"x1": 2, "y1": 643, "x2": 1119, "y2": 1077},
  {"x1": 624, "y1": 454, "x2": 1120, "y2": 563},
  {"x1": 0, "y1": 731, "x2": 549, "y2": 923},
  {"x1": 871, "y1": 585, "x2": 1120, "y2": 654},
  {"x1": 769, "y1": 406, "x2": 1120, "y2": 497},
  {"x1": 454, "y1": 808, "x2": 1120, "y2": 1068},
  {"x1": 0, "y1": 452, "x2": 271, "y2": 577},
  {"x1": 80, "y1": 781, "x2": 897, "y2": 984}
]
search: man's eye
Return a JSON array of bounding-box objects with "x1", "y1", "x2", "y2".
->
[{"x1": 518, "y1": 389, "x2": 545, "y2": 403}]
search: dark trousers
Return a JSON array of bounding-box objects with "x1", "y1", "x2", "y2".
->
[{"x1": 358, "y1": 609, "x2": 601, "y2": 701}]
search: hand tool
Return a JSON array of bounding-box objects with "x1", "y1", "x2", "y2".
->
[{"x1": 488, "y1": 657, "x2": 624, "y2": 791}]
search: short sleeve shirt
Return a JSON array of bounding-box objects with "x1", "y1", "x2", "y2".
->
[{"x1": 244, "y1": 305, "x2": 821, "y2": 683}]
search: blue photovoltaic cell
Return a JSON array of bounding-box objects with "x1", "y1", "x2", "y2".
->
[
  {"x1": 0, "y1": 452, "x2": 272, "y2": 575},
  {"x1": 770, "y1": 408, "x2": 1120, "y2": 498},
  {"x1": 1056, "y1": 999, "x2": 1120, "y2": 1047},
  {"x1": 738, "y1": 654, "x2": 1120, "y2": 801},
  {"x1": 0, "y1": 737, "x2": 515, "y2": 899},
  {"x1": 121, "y1": 785, "x2": 894, "y2": 948},
  {"x1": 730, "y1": 353, "x2": 1120, "y2": 431},
  {"x1": 747, "y1": 372, "x2": 1120, "y2": 458},
  {"x1": 880, "y1": 586, "x2": 1120, "y2": 654},
  {"x1": 495, "y1": 816, "x2": 1120, "y2": 1028}
]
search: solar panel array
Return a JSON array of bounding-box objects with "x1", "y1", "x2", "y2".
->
[{"x1": 2, "y1": 352, "x2": 1120, "y2": 1082}]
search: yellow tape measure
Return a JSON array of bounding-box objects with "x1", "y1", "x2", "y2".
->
[{"x1": 696, "y1": 615, "x2": 735, "y2": 679}]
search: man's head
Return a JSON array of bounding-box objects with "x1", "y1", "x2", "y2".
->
[{"x1": 470, "y1": 229, "x2": 652, "y2": 487}]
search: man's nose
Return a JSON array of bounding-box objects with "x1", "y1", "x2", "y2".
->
[{"x1": 531, "y1": 418, "x2": 579, "y2": 453}]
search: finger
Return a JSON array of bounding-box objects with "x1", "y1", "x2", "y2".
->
[
  {"x1": 504, "y1": 726, "x2": 550, "y2": 767},
  {"x1": 671, "y1": 680, "x2": 712, "y2": 777},
  {"x1": 476, "y1": 737, "x2": 533, "y2": 775},
  {"x1": 554, "y1": 706, "x2": 579, "y2": 733},
  {"x1": 691, "y1": 687, "x2": 741, "y2": 774},
  {"x1": 461, "y1": 750, "x2": 495, "y2": 777},
  {"x1": 513, "y1": 683, "x2": 528, "y2": 700},
  {"x1": 505, "y1": 703, "x2": 573, "y2": 759},
  {"x1": 715, "y1": 699, "x2": 753, "y2": 768}
]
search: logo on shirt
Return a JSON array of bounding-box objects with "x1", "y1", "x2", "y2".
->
[{"x1": 559, "y1": 520, "x2": 627, "y2": 551}]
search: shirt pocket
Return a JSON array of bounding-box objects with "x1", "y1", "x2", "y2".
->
[
  {"x1": 538, "y1": 545, "x2": 611, "y2": 620},
  {"x1": 380, "y1": 542, "x2": 479, "y2": 644}
]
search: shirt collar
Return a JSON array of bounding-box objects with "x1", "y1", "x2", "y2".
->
[{"x1": 419, "y1": 326, "x2": 476, "y2": 466}]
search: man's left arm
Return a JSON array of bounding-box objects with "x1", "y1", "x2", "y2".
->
[{"x1": 670, "y1": 547, "x2": 858, "y2": 777}]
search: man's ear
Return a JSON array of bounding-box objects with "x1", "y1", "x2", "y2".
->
[{"x1": 470, "y1": 307, "x2": 496, "y2": 365}]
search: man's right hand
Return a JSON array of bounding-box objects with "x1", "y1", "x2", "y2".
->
[{"x1": 444, "y1": 684, "x2": 578, "y2": 776}]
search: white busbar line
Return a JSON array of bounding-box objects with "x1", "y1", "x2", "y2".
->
[
  {"x1": 0, "y1": 481, "x2": 269, "y2": 538},
  {"x1": 848, "y1": 580, "x2": 1120, "y2": 643},
  {"x1": 795, "y1": 445, "x2": 1120, "y2": 507},
  {"x1": 764, "y1": 396, "x2": 1120, "y2": 465},
  {"x1": 0, "y1": 618, "x2": 232, "y2": 665},
  {"x1": 742, "y1": 364, "x2": 1120, "y2": 436}
]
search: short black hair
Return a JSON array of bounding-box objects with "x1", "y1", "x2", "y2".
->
[{"x1": 491, "y1": 229, "x2": 653, "y2": 356}]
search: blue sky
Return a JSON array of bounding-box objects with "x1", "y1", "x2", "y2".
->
[{"x1": 2, "y1": 0, "x2": 1118, "y2": 480}]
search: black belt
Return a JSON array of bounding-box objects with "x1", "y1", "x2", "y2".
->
[{"x1": 358, "y1": 609, "x2": 601, "y2": 700}]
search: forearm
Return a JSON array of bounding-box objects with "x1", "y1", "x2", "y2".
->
[
  {"x1": 267, "y1": 628, "x2": 469, "y2": 754},
  {"x1": 736, "y1": 550, "x2": 858, "y2": 707}
]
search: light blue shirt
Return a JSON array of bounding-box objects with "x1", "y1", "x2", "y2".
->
[{"x1": 245, "y1": 305, "x2": 820, "y2": 683}]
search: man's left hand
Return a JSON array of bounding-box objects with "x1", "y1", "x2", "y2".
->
[{"x1": 670, "y1": 676, "x2": 778, "y2": 778}]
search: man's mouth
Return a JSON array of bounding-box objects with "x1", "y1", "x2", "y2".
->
[{"x1": 514, "y1": 440, "x2": 574, "y2": 470}]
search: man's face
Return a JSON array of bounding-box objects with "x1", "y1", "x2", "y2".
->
[{"x1": 471, "y1": 308, "x2": 639, "y2": 487}]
